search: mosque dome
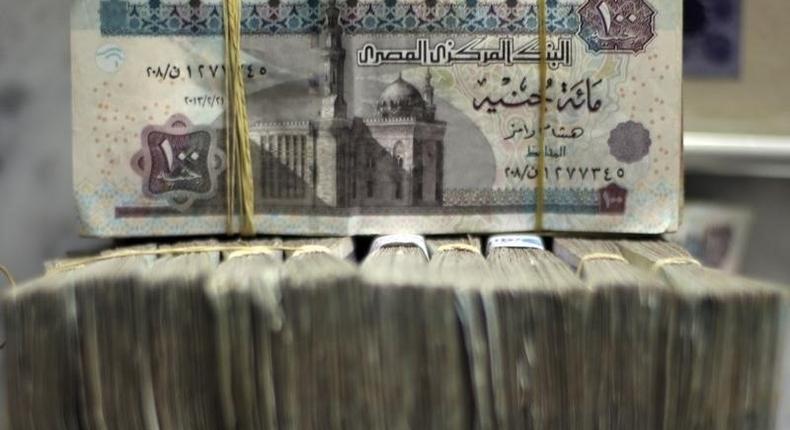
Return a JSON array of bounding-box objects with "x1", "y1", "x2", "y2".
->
[{"x1": 377, "y1": 75, "x2": 427, "y2": 118}]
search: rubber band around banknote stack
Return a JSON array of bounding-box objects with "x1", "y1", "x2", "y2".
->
[
  {"x1": 573, "y1": 253, "x2": 702, "y2": 276},
  {"x1": 486, "y1": 234, "x2": 545, "y2": 251},
  {"x1": 574, "y1": 253, "x2": 629, "y2": 276},
  {"x1": 650, "y1": 256, "x2": 702, "y2": 273},
  {"x1": 45, "y1": 244, "x2": 336, "y2": 273},
  {"x1": 535, "y1": 0, "x2": 549, "y2": 231},
  {"x1": 226, "y1": 247, "x2": 279, "y2": 259},
  {"x1": 0, "y1": 264, "x2": 16, "y2": 287},
  {"x1": 291, "y1": 245, "x2": 335, "y2": 257},
  {"x1": 369, "y1": 235, "x2": 430, "y2": 260},
  {"x1": 436, "y1": 243, "x2": 482, "y2": 254},
  {"x1": 223, "y1": 0, "x2": 255, "y2": 236}
]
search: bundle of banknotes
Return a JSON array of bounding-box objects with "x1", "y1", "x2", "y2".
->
[
  {"x1": 4, "y1": 235, "x2": 786, "y2": 429},
  {"x1": 72, "y1": 0, "x2": 683, "y2": 236}
]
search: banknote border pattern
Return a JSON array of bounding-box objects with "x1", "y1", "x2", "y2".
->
[{"x1": 98, "y1": 0, "x2": 583, "y2": 36}]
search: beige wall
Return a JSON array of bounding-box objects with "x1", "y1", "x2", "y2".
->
[{"x1": 685, "y1": 0, "x2": 790, "y2": 134}]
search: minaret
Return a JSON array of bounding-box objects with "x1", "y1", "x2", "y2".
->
[
  {"x1": 423, "y1": 68, "x2": 436, "y2": 121},
  {"x1": 314, "y1": 0, "x2": 349, "y2": 208},
  {"x1": 320, "y1": 0, "x2": 347, "y2": 119}
]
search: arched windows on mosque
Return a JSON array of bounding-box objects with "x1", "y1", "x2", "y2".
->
[{"x1": 393, "y1": 141, "x2": 405, "y2": 169}]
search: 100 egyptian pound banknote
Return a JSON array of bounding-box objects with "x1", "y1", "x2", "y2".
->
[{"x1": 72, "y1": 0, "x2": 682, "y2": 236}]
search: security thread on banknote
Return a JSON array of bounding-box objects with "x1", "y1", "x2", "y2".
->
[{"x1": 71, "y1": 0, "x2": 682, "y2": 236}]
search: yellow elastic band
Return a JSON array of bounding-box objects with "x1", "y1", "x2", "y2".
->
[
  {"x1": 0, "y1": 264, "x2": 16, "y2": 287},
  {"x1": 227, "y1": 248, "x2": 278, "y2": 259},
  {"x1": 535, "y1": 0, "x2": 548, "y2": 231},
  {"x1": 650, "y1": 257, "x2": 702, "y2": 274},
  {"x1": 436, "y1": 243, "x2": 481, "y2": 254},
  {"x1": 224, "y1": 0, "x2": 255, "y2": 236},
  {"x1": 291, "y1": 245, "x2": 334, "y2": 257},
  {"x1": 574, "y1": 253, "x2": 628, "y2": 276},
  {"x1": 47, "y1": 244, "x2": 334, "y2": 273}
]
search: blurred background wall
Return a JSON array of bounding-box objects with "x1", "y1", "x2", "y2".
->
[
  {"x1": 0, "y1": 0, "x2": 109, "y2": 284},
  {"x1": 679, "y1": 0, "x2": 790, "y2": 285},
  {"x1": 685, "y1": 0, "x2": 790, "y2": 135}
]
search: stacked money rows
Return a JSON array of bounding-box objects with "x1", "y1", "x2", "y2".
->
[{"x1": 3, "y1": 236, "x2": 787, "y2": 429}]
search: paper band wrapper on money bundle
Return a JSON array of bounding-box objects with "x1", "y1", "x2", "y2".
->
[{"x1": 72, "y1": 0, "x2": 682, "y2": 236}]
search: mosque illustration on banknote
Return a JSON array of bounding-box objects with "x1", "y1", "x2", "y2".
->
[{"x1": 132, "y1": 1, "x2": 448, "y2": 212}]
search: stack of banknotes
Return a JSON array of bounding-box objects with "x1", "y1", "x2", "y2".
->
[
  {"x1": 4, "y1": 235, "x2": 787, "y2": 429},
  {"x1": 72, "y1": 0, "x2": 683, "y2": 236}
]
